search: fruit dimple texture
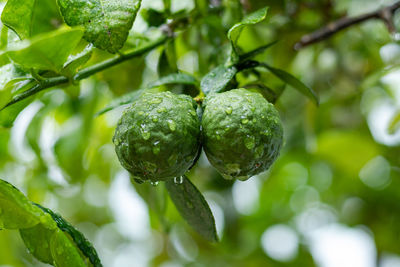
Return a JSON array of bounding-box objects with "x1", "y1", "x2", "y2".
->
[
  {"x1": 202, "y1": 88, "x2": 283, "y2": 180},
  {"x1": 113, "y1": 91, "x2": 201, "y2": 182}
]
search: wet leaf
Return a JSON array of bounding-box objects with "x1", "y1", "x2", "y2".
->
[
  {"x1": 0, "y1": 179, "x2": 43, "y2": 229},
  {"x1": 58, "y1": 0, "x2": 142, "y2": 53},
  {"x1": 165, "y1": 176, "x2": 218, "y2": 242},
  {"x1": 261, "y1": 63, "x2": 319, "y2": 105},
  {"x1": 200, "y1": 64, "x2": 238, "y2": 95},
  {"x1": 7, "y1": 27, "x2": 84, "y2": 72}
]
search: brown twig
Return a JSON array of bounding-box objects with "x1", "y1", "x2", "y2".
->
[{"x1": 295, "y1": 1, "x2": 400, "y2": 50}]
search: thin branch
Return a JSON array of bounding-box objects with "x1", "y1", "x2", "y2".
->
[{"x1": 295, "y1": 1, "x2": 400, "y2": 50}]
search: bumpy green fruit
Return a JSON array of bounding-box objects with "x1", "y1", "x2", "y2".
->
[
  {"x1": 202, "y1": 88, "x2": 283, "y2": 180},
  {"x1": 113, "y1": 91, "x2": 201, "y2": 182}
]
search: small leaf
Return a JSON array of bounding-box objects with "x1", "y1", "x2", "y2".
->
[
  {"x1": 149, "y1": 73, "x2": 199, "y2": 87},
  {"x1": 58, "y1": 0, "x2": 142, "y2": 53},
  {"x1": 228, "y1": 7, "x2": 268, "y2": 60},
  {"x1": 165, "y1": 176, "x2": 218, "y2": 242},
  {"x1": 200, "y1": 64, "x2": 238, "y2": 95},
  {"x1": 62, "y1": 44, "x2": 93, "y2": 78},
  {"x1": 2, "y1": 0, "x2": 62, "y2": 39},
  {"x1": 7, "y1": 27, "x2": 84, "y2": 72},
  {"x1": 388, "y1": 111, "x2": 400, "y2": 134},
  {"x1": 261, "y1": 63, "x2": 319, "y2": 105},
  {"x1": 0, "y1": 179, "x2": 43, "y2": 229}
]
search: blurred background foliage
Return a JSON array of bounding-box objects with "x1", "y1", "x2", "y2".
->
[{"x1": 1, "y1": 0, "x2": 400, "y2": 266}]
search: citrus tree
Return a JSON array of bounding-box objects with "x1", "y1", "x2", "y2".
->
[{"x1": 1, "y1": 0, "x2": 400, "y2": 266}]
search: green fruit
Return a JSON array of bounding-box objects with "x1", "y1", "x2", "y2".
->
[
  {"x1": 113, "y1": 91, "x2": 201, "y2": 182},
  {"x1": 201, "y1": 88, "x2": 283, "y2": 181}
]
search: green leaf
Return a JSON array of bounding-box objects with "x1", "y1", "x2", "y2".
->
[
  {"x1": 62, "y1": 44, "x2": 94, "y2": 78},
  {"x1": 227, "y1": 7, "x2": 268, "y2": 60},
  {"x1": 1, "y1": 0, "x2": 38, "y2": 39},
  {"x1": 0, "y1": 96, "x2": 34, "y2": 128},
  {"x1": 1, "y1": 0, "x2": 62, "y2": 39},
  {"x1": 37, "y1": 205, "x2": 103, "y2": 267},
  {"x1": 200, "y1": 64, "x2": 238, "y2": 95},
  {"x1": 20, "y1": 223, "x2": 57, "y2": 265},
  {"x1": 0, "y1": 179, "x2": 44, "y2": 229},
  {"x1": 261, "y1": 63, "x2": 319, "y2": 105},
  {"x1": 7, "y1": 27, "x2": 84, "y2": 72},
  {"x1": 0, "y1": 65, "x2": 19, "y2": 108},
  {"x1": 57, "y1": 0, "x2": 142, "y2": 53},
  {"x1": 165, "y1": 176, "x2": 218, "y2": 242},
  {"x1": 50, "y1": 229, "x2": 87, "y2": 267},
  {"x1": 149, "y1": 73, "x2": 199, "y2": 87}
]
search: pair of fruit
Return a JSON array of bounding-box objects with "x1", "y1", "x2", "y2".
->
[{"x1": 113, "y1": 88, "x2": 283, "y2": 183}]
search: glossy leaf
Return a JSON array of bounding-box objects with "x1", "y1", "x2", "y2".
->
[
  {"x1": 38, "y1": 205, "x2": 103, "y2": 267},
  {"x1": 0, "y1": 179, "x2": 43, "y2": 229},
  {"x1": 261, "y1": 63, "x2": 319, "y2": 105},
  {"x1": 20, "y1": 223, "x2": 58, "y2": 265},
  {"x1": 7, "y1": 27, "x2": 84, "y2": 72},
  {"x1": 200, "y1": 64, "x2": 238, "y2": 95},
  {"x1": 2, "y1": 0, "x2": 62, "y2": 39},
  {"x1": 62, "y1": 44, "x2": 94, "y2": 78},
  {"x1": 0, "y1": 96, "x2": 34, "y2": 128},
  {"x1": 228, "y1": 7, "x2": 268, "y2": 59},
  {"x1": 165, "y1": 176, "x2": 218, "y2": 242},
  {"x1": 50, "y1": 229, "x2": 87, "y2": 267},
  {"x1": 57, "y1": 0, "x2": 142, "y2": 53}
]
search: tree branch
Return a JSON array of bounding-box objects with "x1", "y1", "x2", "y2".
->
[{"x1": 294, "y1": 1, "x2": 400, "y2": 50}]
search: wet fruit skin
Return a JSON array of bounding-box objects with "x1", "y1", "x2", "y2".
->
[
  {"x1": 113, "y1": 91, "x2": 201, "y2": 182},
  {"x1": 202, "y1": 88, "x2": 283, "y2": 181}
]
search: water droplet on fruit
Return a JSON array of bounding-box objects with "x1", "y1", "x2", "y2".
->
[
  {"x1": 225, "y1": 107, "x2": 232, "y2": 115},
  {"x1": 241, "y1": 116, "x2": 249, "y2": 124},
  {"x1": 141, "y1": 130, "x2": 151, "y2": 140},
  {"x1": 244, "y1": 135, "x2": 255, "y2": 149},
  {"x1": 157, "y1": 107, "x2": 166, "y2": 113},
  {"x1": 150, "y1": 181, "x2": 159, "y2": 186},
  {"x1": 150, "y1": 98, "x2": 162, "y2": 104},
  {"x1": 152, "y1": 141, "x2": 161, "y2": 154},
  {"x1": 168, "y1": 120, "x2": 176, "y2": 131},
  {"x1": 174, "y1": 176, "x2": 184, "y2": 184}
]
